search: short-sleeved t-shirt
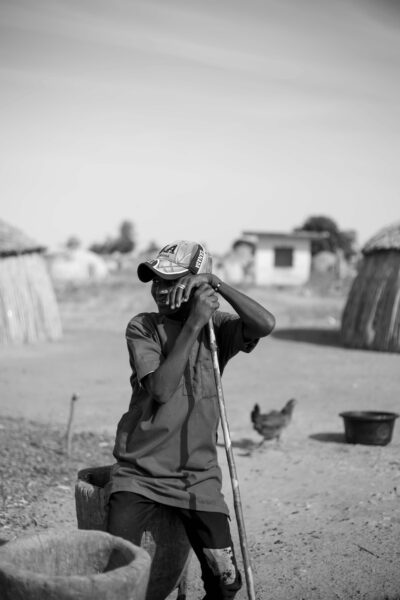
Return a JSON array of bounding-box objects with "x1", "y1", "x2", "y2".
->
[{"x1": 107, "y1": 310, "x2": 258, "y2": 515}]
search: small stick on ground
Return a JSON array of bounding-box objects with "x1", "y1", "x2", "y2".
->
[
  {"x1": 355, "y1": 543, "x2": 380, "y2": 559},
  {"x1": 65, "y1": 393, "x2": 79, "y2": 457}
]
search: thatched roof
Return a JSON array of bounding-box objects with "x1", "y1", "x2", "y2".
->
[
  {"x1": 0, "y1": 219, "x2": 45, "y2": 257},
  {"x1": 362, "y1": 222, "x2": 400, "y2": 256}
]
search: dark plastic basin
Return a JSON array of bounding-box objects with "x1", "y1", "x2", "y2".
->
[{"x1": 339, "y1": 411, "x2": 399, "y2": 446}]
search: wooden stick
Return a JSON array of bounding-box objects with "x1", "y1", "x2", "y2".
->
[
  {"x1": 208, "y1": 319, "x2": 256, "y2": 600},
  {"x1": 65, "y1": 393, "x2": 79, "y2": 456},
  {"x1": 355, "y1": 543, "x2": 380, "y2": 559}
]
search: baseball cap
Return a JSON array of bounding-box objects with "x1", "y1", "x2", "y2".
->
[{"x1": 137, "y1": 240, "x2": 212, "y2": 282}]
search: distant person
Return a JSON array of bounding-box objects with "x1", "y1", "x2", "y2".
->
[{"x1": 107, "y1": 240, "x2": 275, "y2": 599}]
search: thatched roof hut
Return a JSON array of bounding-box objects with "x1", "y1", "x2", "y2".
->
[
  {"x1": 341, "y1": 222, "x2": 400, "y2": 352},
  {"x1": 0, "y1": 219, "x2": 62, "y2": 344}
]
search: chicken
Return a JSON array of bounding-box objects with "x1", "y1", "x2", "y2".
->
[{"x1": 251, "y1": 399, "x2": 297, "y2": 445}]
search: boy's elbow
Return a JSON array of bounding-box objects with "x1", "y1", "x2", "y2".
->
[
  {"x1": 148, "y1": 384, "x2": 172, "y2": 405},
  {"x1": 142, "y1": 374, "x2": 172, "y2": 404},
  {"x1": 260, "y1": 312, "x2": 276, "y2": 337},
  {"x1": 268, "y1": 313, "x2": 276, "y2": 333},
  {"x1": 152, "y1": 394, "x2": 169, "y2": 405},
  {"x1": 244, "y1": 312, "x2": 276, "y2": 340}
]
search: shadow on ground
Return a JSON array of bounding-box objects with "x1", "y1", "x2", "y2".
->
[
  {"x1": 217, "y1": 438, "x2": 263, "y2": 455},
  {"x1": 219, "y1": 433, "x2": 347, "y2": 446},
  {"x1": 309, "y1": 432, "x2": 346, "y2": 443},
  {"x1": 273, "y1": 328, "x2": 343, "y2": 348},
  {"x1": 217, "y1": 438, "x2": 258, "y2": 450}
]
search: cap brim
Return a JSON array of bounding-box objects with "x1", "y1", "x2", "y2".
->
[{"x1": 137, "y1": 261, "x2": 189, "y2": 282}]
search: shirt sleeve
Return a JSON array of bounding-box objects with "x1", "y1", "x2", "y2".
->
[
  {"x1": 125, "y1": 314, "x2": 163, "y2": 383},
  {"x1": 213, "y1": 311, "x2": 259, "y2": 374}
]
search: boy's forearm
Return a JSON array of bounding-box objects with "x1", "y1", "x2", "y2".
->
[
  {"x1": 143, "y1": 320, "x2": 202, "y2": 404},
  {"x1": 210, "y1": 275, "x2": 276, "y2": 338}
]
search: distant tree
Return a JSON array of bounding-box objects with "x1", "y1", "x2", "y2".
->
[
  {"x1": 296, "y1": 215, "x2": 354, "y2": 257},
  {"x1": 65, "y1": 236, "x2": 81, "y2": 250},
  {"x1": 232, "y1": 238, "x2": 256, "y2": 255},
  {"x1": 118, "y1": 220, "x2": 135, "y2": 253},
  {"x1": 90, "y1": 220, "x2": 136, "y2": 255},
  {"x1": 89, "y1": 238, "x2": 113, "y2": 255}
]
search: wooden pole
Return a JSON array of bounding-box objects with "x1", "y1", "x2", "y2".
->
[
  {"x1": 208, "y1": 319, "x2": 256, "y2": 600},
  {"x1": 65, "y1": 393, "x2": 79, "y2": 456}
]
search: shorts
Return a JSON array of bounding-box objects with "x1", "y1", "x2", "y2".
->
[{"x1": 107, "y1": 491, "x2": 242, "y2": 600}]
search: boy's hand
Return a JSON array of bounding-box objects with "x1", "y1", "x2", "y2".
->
[
  {"x1": 168, "y1": 274, "x2": 213, "y2": 310},
  {"x1": 187, "y1": 283, "x2": 219, "y2": 328}
]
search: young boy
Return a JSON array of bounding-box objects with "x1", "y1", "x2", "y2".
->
[{"x1": 107, "y1": 240, "x2": 275, "y2": 599}]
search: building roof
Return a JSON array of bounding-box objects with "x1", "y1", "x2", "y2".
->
[
  {"x1": 0, "y1": 219, "x2": 45, "y2": 257},
  {"x1": 362, "y1": 222, "x2": 400, "y2": 255},
  {"x1": 243, "y1": 230, "x2": 329, "y2": 241}
]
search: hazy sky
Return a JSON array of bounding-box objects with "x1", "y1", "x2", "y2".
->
[{"x1": 1, "y1": 0, "x2": 399, "y2": 254}]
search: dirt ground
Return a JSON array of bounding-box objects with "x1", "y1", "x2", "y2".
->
[{"x1": 1, "y1": 273, "x2": 400, "y2": 600}]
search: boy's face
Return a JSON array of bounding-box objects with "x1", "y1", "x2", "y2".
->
[{"x1": 151, "y1": 276, "x2": 187, "y2": 315}]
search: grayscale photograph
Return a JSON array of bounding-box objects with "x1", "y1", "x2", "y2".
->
[{"x1": 0, "y1": 1, "x2": 399, "y2": 599}]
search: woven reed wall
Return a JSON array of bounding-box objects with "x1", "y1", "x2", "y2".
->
[
  {"x1": 0, "y1": 253, "x2": 62, "y2": 344},
  {"x1": 341, "y1": 251, "x2": 400, "y2": 352}
]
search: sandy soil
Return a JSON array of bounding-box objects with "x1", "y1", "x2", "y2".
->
[{"x1": 1, "y1": 275, "x2": 399, "y2": 599}]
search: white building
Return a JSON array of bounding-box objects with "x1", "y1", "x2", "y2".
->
[{"x1": 243, "y1": 230, "x2": 326, "y2": 286}]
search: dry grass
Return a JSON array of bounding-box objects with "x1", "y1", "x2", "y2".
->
[{"x1": 0, "y1": 417, "x2": 114, "y2": 544}]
